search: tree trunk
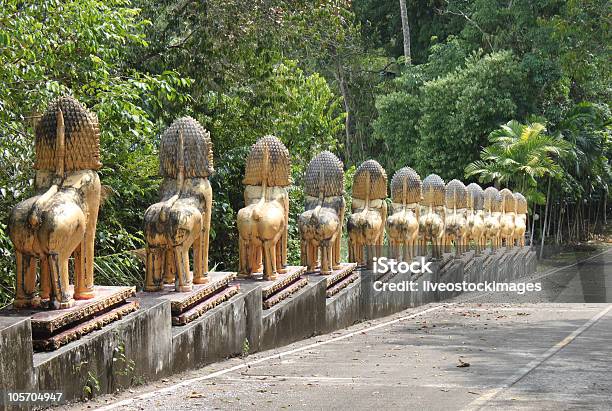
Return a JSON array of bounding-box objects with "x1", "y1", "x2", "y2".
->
[
  {"x1": 593, "y1": 200, "x2": 601, "y2": 233},
  {"x1": 547, "y1": 203, "x2": 553, "y2": 237},
  {"x1": 399, "y1": 0, "x2": 411, "y2": 64},
  {"x1": 556, "y1": 206, "x2": 562, "y2": 244},
  {"x1": 333, "y1": 55, "x2": 352, "y2": 163},
  {"x1": 539, "y1": 177, "x2": 551, "y2": 259},
  {"x1": 567, "y1": 204, "x2": 571, "y2": 242},
  {"x1": 530, "y1": 204, "x2": 537, "y2": 247},
  {"x1": 604, "y1": 191, "x2": 608, "y2": 226}
]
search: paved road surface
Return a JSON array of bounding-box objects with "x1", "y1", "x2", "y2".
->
[{"x1": 71, "y1": 246, "x2": 612, "y2": 411}]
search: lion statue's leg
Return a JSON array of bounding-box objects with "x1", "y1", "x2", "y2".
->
[
  {"x1": 40, "y1": 257, "x2": 50, "y2": 301},
  {"x1": 145, "y1": 246, "x2": 165, "y2": 292},
  {"x1": 174, "y1": 245, "x2": 192, "y2": 292},
  {"x1": 13, "y1": 251, "x2": 39, "y2": 308},
  {"x1": 163, "y1": 249, "x2": 175, "y2": 284},
  {"x1": 276, "y1": 239, "x2": 286, "y2": 274},
  {"x1": 47, "y1": 251, "x2": 74, "y2": 309},
  {"x1": 263, "y1": 240, "x2": 277, "y2": 281}
]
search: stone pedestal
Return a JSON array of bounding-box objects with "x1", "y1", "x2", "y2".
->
[
  {"x1": 0, "y1": 286, "x2": 138, "y2": 352},
  {"x1": 148, "y1": 272, "x2": 238, "y2": 326}
]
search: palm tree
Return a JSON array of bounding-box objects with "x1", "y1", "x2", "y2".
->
[
  {"x1": 466, "y1": 120, "x2": 571, "y2": 251},
  {"x1": 555, "y1": 103, "x2": 611, "y2": 240},
  {"x1": 465, "y1": 120, "x2": 570, "y2": 205}
]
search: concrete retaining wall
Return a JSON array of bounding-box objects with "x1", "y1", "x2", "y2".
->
[{"x1": 0, "y1": 247, "x2": 536, "y2": 407}]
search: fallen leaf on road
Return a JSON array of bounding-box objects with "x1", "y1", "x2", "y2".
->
[
  {"x1": 457, "y1": 358, "x2": 471, "y2": 368},
  {"x1": 189, "y1": 392, "x2": 205, "y2": 398}
]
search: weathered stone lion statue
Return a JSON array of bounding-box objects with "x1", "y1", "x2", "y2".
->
[
  {"x1": 499, "y1": 188, "x2": 516, "y2": 247},
  {"x1": 9, "y1": 97, "x2": 102, "y2": 309},
  {"x1": 444, "y1": 179, "x2": 468, "y2": 256},
  {"x1": 514, "y1": 192, "x2": 528, "y2": 246},
  {"x1": 298, "y1": 151, "x2": 345, "y2": 274},
  {"x1": 347, "y1": 160, "x2": 387, "y2": 267},
  {"x1": 144, "y1": 117, "x2": 214, "y2": 292},
  {"x1": 466, "y1": 183, "x2": 486, "y2": 253},
  {"x1": 483, "y1": 187, "x2": 502, "y2": 249},
  {"x1": 237, "y1": 136, "x2": 290, "y2": 280},
  {"x1": 386, "y1": 167, "x2": 421, "y2": 261},
  {"x1": 419, "y1": 174, "x2": 446, "y2": 259}
]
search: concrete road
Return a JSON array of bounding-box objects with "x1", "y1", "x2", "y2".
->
[{"x1": 74, "y1": 247, "x2": 612, "y2": 411}]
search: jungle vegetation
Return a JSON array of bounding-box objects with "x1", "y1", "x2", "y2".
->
[{"x1": 0, "y1": 0, "x2": 609, "y2": 303}]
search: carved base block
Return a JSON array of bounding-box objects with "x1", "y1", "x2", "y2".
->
[
  {"x1": 2, "y1": 286, "x2": 138, "y2": 352},
  {"x1": 172, "y1": 285, "x2": 239, "y2": 326},
  {"x1": 258, "y1": 266, "x2": 307, "y2": 309},
  {"x1": 33, "y1": 301, "x2": 139, "y2": 352},
  {"x1": 307, "y1": 263, "x2": 358, "y2": 297},
  {"x1": 326, "y1": 271, "x2": 359, "y2": 298},
  {"x1": 148, "y1": 272, "x2": 238, "y2": 326}
]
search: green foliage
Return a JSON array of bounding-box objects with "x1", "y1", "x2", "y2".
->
[
  {"x1": 416, "y1": 50, "x2": 527, "y2": 180},
  {"x1": 373, "y1": 36, "x2": 471, "y2": 173},
  {"x1": 202, "y1": 60, "x2": 344, "y2": 167},
  {"x1": 353, "y1": 0, "x2": 466, "y2": 63},
  {"x1": 112, "y1": 338, "x2": 137, "y2": 384},
  {"x1": 241, "y1": 338, "x2": 250, "y2": 358},
  {"x1": 374, "y1": 88, "x2": 421, "y2": 171},
  {"x1": 465, "y1": 120, "x2": 571, "y2": 204},
  {"x1": 375, "y1": 48, "x2": 527, "y2": 180},
  {"x1": 94, "y1": 252, "x2": 144, "y2": 290},
  {"x1": 554, "y1": 102, "x2": 611, "y2": 202}
]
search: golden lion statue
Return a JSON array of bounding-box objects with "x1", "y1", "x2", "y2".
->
[
  {"x1": 499, "y1": 188, "x2": 517, "y2": 247},
  {"x1": 9, "y1": 97, "x2": 102, "y2": 309},
  {"x1": 444, "y1": 179, "x2": 468, "y2": 256},
  {"x1": 298, "y1": 151, "x2": 345, "y2": 274},
  {"x1": 347, "y1": 160, "x2": 387, "y2": 267},
  {"x1": 483, "y1": 187, "x2": 502, "y2": 249},
  {"x1": 237, "y1": 136, "x2": 290, "y2": 280},
  {"x1": 386, "y1": 167, "x2": 421, "y2": 261},
  {"x1": 514, "y1": 192, "x2": 528, "y2": 246},
  {"x1": 466, "y1": 183, "x2": 486, "y2": 253},
  {"x1": 419, "y1": 174, "x2": 446, "y2": 259},
  {"x1": 144, "y1": 117, "x2": 214, "y2": 292}
]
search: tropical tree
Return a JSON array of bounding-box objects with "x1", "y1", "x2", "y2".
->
[
  {"x1": 465, "y1": 120, "x2": 571, "y2": 204},
  {"x1": 550, "y1": 103, "x2": 611, "y2": 242},
  {"x1": 466, "y1": 120, "x2": 573, "y2": 251}
]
